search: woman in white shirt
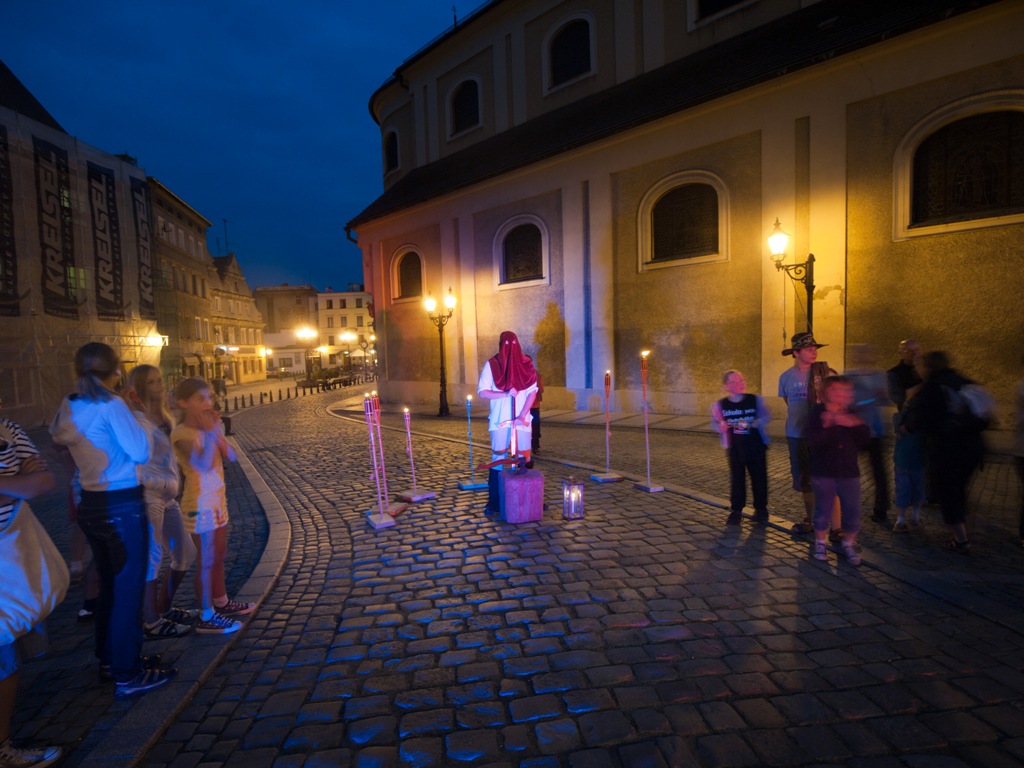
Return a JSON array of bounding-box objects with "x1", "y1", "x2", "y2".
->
[{"x1": 49, "y1": 343, "x2": 175, "y2": 697}]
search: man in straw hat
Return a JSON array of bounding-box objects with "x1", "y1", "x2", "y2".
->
[{"x1": 778, "y1": 331, "x2": 829, "y2": 535}]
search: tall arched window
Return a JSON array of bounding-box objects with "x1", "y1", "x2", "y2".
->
[
  {"x1": 503, "y1": 224, "x2": 543, "y2": 283},
  {"x1": 550, "y1": 19, "x2": 591, "y2": 88},
  {"x1": 637, "y1": 171, "x2": 728, "y2": 271},
  {"x1": 396, "y1": 251, "x2": 422, "y2": 299},
  {"x1": 652, "y1": 184, "x2": 719, "y2": 262},
  {"x1": 493, "y1": 215, "x2": 550, "y2": 289},
  {"x1": 450, "y1": 80, "x2": 480, "y2": 136},
  {"x1": 383, "y1": 132, "x2": 398, "y2": 174},
  {"x1": 911, "y1": 110, "x2": 1024, "y2": 227}
]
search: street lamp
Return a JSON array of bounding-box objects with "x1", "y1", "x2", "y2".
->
[
  {"x1": 295, "y1": 327, "x2": 317, "y2": 381},
  {"x1": 424, "y1": 287, "x2": 457, "y2": 417},
  {"x1": 339, "y1": 331, "x2": 357, "y2": 373},
  {"x1": 768, "y1": 218, "x2": 815, "y2": 333},
  {"x1": 359, "y1": 334, "x2": 376, "y2": 381}
]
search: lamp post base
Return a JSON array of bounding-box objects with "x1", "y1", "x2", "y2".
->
[
  {"x1": 395, "y1": 489, "x2": 435, "y2": 503},
  {"x1": 634, "y1": 482, "x2": 664, "y2": 493},
  {"x1": 366, "y1": 511, "x2": 396, "y2": 529}
]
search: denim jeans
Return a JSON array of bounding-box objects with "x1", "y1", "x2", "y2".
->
[
  {"x1": 78, "y1": 486, "x2": 147, "y2": 681},
  {"x1": 811, "y1": 476, "x2": 862, "y2": 535}
]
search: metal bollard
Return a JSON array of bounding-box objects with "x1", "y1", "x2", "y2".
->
[
  {"x1": 286, "y1": 388, "x2": 291, "y2": 399},
  {"x1": 249, "y1": 393, "x2": 254, "y2": 407},
  {"x1": 223, "y1": 398, "x2": 229, "y2": 414},
  {"x1": 234, "y1": 396, "x2": 239, "y2": 410},
  {"x1": 221, "y1": 414, "x2": 232, "y2": 436},
  {"x1": 259, "y1": 392, "x2": 265, "y2": 405}
]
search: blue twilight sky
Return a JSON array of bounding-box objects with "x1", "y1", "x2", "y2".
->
[{"x1": 1, "y1": 1, "x2": 470, "y2": 292}]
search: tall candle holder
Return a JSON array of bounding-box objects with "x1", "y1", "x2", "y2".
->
[
  {"x1": 634, "y1": 351, "x2": 663, "y2": 493},
  {"x1": 592, "y1": 369, "x2": 623, "y2": 483},
  {"x1": 395, "y1": 408, "x2": 436, "y2": 503},
  {"x1": 363, "y1": 393, "x2": 395, "y2": 529},
  {"x1": 458, "y1": 395, "x2": 488, "y2": 490}
]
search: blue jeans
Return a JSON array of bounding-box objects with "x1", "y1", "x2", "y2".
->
[{"x1": 78, "y1": 486, "x2": 147, "y2": 681}]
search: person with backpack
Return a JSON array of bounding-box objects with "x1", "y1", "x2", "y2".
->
[{"x1": 903, "y1": 351, "x2": 990, "y2": 554}]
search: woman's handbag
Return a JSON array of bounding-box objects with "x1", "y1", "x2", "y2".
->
[{"x1": 0, "y1": 501, "x2": 70, "y2": 644}]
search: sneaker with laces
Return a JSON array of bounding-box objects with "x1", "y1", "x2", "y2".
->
[
  {"x1": 99, "y1": 654, "x2": 165, "y2": 680},
  {"x1": 144, "y1": 617, "x2": 192, "y2": 639},
  {"x1": 812, "y1": 540, "x2": 828, "y2": 561},
  {"x1": 195, "y1": 613, "x2": 242, "y2": 634},
  {"x1": 163, "y1": 607, "x2": 200, "y2": 623},
  {"x1": 215, "y1": 599, "x2": 255, "y2": 616},
  {"x1": 115, "y1": 665, "x2": 177, "y2": 696},
  {"x1": 0, "y1": 738, "x2": 62, "y2": 768},
  {"x1": 841, "y1": 541, "x2": 862, "y2": 565}
]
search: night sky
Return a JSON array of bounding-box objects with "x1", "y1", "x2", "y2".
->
[{"x1": 2, "y1": 1, "x2": 466, "y2": 292}]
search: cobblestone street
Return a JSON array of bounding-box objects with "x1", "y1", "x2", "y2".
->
[{"x1": 14, "y1": 388, "x2": 1024, "y2": 767}]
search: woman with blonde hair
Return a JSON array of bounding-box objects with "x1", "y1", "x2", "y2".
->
[{"x1": 125, "y1": 365, "x2": 197, "y2": 638}]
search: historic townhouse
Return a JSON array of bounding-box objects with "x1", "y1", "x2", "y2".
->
[{"x1": 347, "y1": 0, "x2": 1024, "y2": 417}]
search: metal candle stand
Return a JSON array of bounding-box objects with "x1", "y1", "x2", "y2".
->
[
  {"x1": 458, "y1": 395, "x2": 488, "y2": 490},
  {"x1": 363, "y1": 392, "x2": 407, "y2": 529},
  {"x1": 634, "y1": 351, "x2": 664, "y2": 493},
  {"x1": 395, "y1": 408, "x2": 436, "y2": 503},
  {"x1": 591, "y1": 369, "x2": 623, "y2": 483}
]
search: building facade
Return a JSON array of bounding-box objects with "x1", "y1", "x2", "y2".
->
[
  {"x1": 151, "y1": 177, "x2": 218, "y2": 382},
  {"x1": 1, "y1": 61, "x2": 162, "y2": 425},
  {"x1": 254, "y1": 284, "x2": 319, "y2": 378},
  {"x1": 211, "y1": 254, "x2": 265, "y2": 386},
  {"x1": 347, "y1": 0, "x2": 1024, "y2": 421},
  {"x1": 317, "y1": 286, "x2": 375, "y2": 378}
]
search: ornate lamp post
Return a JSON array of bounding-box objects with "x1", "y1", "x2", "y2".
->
[
  {"x1": 295, "y1": 327, "x2": 317, "y2": 381},
  {"x1": 424, "y1": 287, "x2": 457, "y2": 417},
  {"x1": 768, "y1": 218, "x2": 815, "y2": 333},
  {"x1": 359, "y1": 334, "x2": 376, "y2": 380}
]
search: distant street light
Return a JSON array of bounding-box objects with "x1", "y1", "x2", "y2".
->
[
  {"x1": 768, "y1": 218, "x2": 815, "y2": 333},
  {"x1": 424, "y1": 287, "x2": 457, "y2": 417},
  {"x1": 295, "y1": 327, "x2": 318, "y2": 380},
  {"x1": 339, "y1": 331, "x2": 357, "y2": 372}
]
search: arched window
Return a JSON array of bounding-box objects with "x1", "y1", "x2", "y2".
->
[
  {"x1": 396, "y1": 251, "x2": 422, "y2": 299},
  {"x1": 637, "y1": 171, "x2": 728, "y2": 271},
  {"x1": 503, "y1": 224, "x2": 543, "y2": 283},
  {"x1": 493, "y1": 216, "x2": 550, "y2": 289},
  {"x1": 911, "y1": 110, "x2": 1024, "y2": 227},
  {"x1": 383, "y1": 132, "x2": 398, "y2": 174},
  {"x1": 550, "y1": 19, "x2": 591, "y2": 88},
  {"x1": 450, "y1": 80, "x2": 480, "y2": 136},
  {"x1": 652, "y1": 184, "x2": 719, "y2": 262}
]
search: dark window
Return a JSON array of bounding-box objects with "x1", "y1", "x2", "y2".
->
[
  {"x1": 651, "y1": 184, "x2": 718, "y2": 261},
  {"x1": 697, "y1": 0, "x2": 745, "y2": 19},
  {"x1": 451, "y1": 80, "x2": 480, "y2": 135},
  {"x1": 502, "y1": 224, "x2": 543, "y2": 283},
  {"x1": 912, "y1": 111, "x2": 1024, "y2": 227},
  {"x1": 397, "y1": 252, "x2": 422, "y2": 298},
  {"x1": 550, "y1": 19, "x2": 591, "y2": 87},
  {"x1": 384, "y1": 132, "x2": 398, "y2": 173}
]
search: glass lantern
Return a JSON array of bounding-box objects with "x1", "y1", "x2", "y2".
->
[{"x1": 562, "y1": 476, "x2": 585, "y2": 520}]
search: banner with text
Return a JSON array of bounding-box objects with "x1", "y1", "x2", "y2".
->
[
  {"x1": 87, "y1": 162, "x2": 124, "y2": 321},
  {"x1": 0, "y1": 126, "x2": 18, "y2": 316},
  {"x1": 130, "y1": 176, "x2": 155, "y2": 320},
  {"x1": 34, "y1": 137, "x2": 78, "y2": 319}
]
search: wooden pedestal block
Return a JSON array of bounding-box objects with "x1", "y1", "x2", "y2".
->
[{"x1": 499, "y1": 469, "x2": 544, "y2": 523}]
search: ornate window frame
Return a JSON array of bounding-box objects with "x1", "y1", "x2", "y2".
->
[
  {"x1": 492, "y1": 214, "x2": 550, "y2": 292},
  {"x1": 542, "y1": 13, "x2": 595, "y2": 95},
  {"x1": 637, "y1": 170, "x2": 729, "y2": 272},
  {"x1": 447, "y1": 77, "x2": 482, "y2": 140},
  {"x1": 391, "y1": 247, "x2": 425, "y2": 304},
  {"x1": 894, "y1": 91, "x2": 1024, "y2": 240}
]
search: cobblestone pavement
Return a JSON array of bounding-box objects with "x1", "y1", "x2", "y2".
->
[{"x1": 133, "y1": 391, "x2": 1023, "y2": 768}]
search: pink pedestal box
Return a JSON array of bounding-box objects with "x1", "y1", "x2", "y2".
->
[{"x1": 499, "y1": 469, "x2": 544, "y2": 524}]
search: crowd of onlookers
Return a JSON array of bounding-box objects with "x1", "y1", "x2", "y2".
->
[
  {"x1": 1, "y1": 342, "x2": 254, "y2": 768},
  {"x1": 713, "y1": 334, "x2": 1023, "y2": 563}
]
